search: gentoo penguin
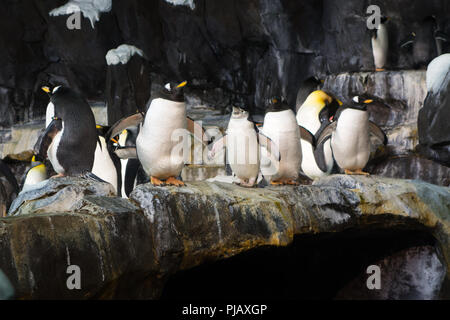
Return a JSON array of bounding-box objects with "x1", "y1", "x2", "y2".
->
[
  {"x1": 35, "y1": 86, "x2": 98, "y2": 177},
  {"x1": 91, "y1": 125, "x2": 120, "y2": 195},
  {"x1": 401, "y1": 16, "x2": 449, "y2": 68},
  {"x1": 21, "y1": 155, "x2": 47, "y2": 191},
  {"x1": 296, "y1": 90, "x2": 342, "y2": 180},
  {"x1": 208, "y1": 106, "x2": 279, "y2": 188},
  {"x1": 371, "y1": 16, "x2": 389, "y2": 71},
  {"x1": 260, "y1": 97, "x2": 302, "y2": 185},
  {"x1": 316, "y1": 97, "x2": 387, "y2": 175},
  {"x1": 106, "y1": 81, "x2": 206, "y2": 186}
]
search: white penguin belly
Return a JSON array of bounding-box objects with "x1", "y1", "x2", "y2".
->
[
  {"x1": 92, "y1": 137, "x2": 118, "y2": 192},
  {"x1": 120, "y1": 159, "x2": 128, "y2": 198},
  {"x1": 332, "y1": 110, "x2": 370, "y2": 171},
  {"x1": 137, "y1": 98, "x2": 187, "y2": 179},
  {"x1": 372, "y1": 24, "x2": 389, "y2": 69},
  {"x1": 45, "y1": 102, "x2": 55, "y2": 128},
  {"x1": 226, "y1": 120, "x2": 260, "y2": 181},
  {"x1": 300, "y1": 139, "x2": 333, "y2": 179},
  {"x1": 262, "y1": 110, "x2": 302, "y2": 181},
  {"x1": 24, "y1": 166, "x2": 47, "y2": 186},
  {"x1": 48, "y1": 126, "x2": 65, "y2": 174}
]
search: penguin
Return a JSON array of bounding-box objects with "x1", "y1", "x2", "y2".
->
[
  {"x1": 260, "y1": 97, "x2": 302, "y2": 185},
  {"x1": 296, "y1": 90, "x2": 342, "y2": 180},
  {"x1": 35, "y1": 86, "x2": 98, "y2": 177},
  {"x1": 426, "y1": 53, "x2": 450, "y2": 94},
  {"x1": 315, "y1": 97, "x2": 387, "y2": 175},
  {"x1": 106, "y1": 81, "x2": 205, "y2": 187},
  {"x1": 371, "y1": 16, "x2": 389, "y2": 71},
  {"x1": 91, "y1": 125, "x2": 121, "y2": 195},
  {"x1": 401, "y1": 16, "x2": 449, "y2": 68},
  {"x1": 208, "y1": 106, "x2": 279, "y2": 188},
  {"x1": 21, "y1": 155, "x2": 47, "y2": 191}
]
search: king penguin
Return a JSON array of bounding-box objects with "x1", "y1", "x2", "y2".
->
[
  {"x1": 316, "y1": 97, "x2": 387, "y2": 175},
  {"x1": 371, "y1": 16, "x2": 389, "y2": 71},
  {"x1": 296, "y1": 90, "x2": 342, "y2": 180},
  {"x1": 21, "y1": 155, "x2": 47, "y2": 191},
  {"x1": 35, "y1": 86, "x2": 98, "y2": 177},
  {"x1": 208, "y1": 105, "x2": 279, "y2": 188},
  {"x1": 260, "y1": 97, "x2": 302, "y2": 185}
]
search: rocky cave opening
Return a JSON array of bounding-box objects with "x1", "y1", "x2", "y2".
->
[{"x1": 161, "y1": 226, "x2": 446, "y2": 300}]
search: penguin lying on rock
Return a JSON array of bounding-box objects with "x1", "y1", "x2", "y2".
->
[
  {"x1": 35, "y1": 86, "x2": 101, "y2": 180},
  {"x1": 107, "y1": 81, "x2": 206, "y2": 187},
  {"x1": 315, "y1": 97, "x2": 387, "y2": 175},
  {"x1": 21, "y1": 155, "x2": 47, "y2": 192},
  {"x1": 296, "y1": 90, "x2": 342, "y2": 180},
  {"x1": 207, "y1": 105, "x2": 280, "y2": 188}
]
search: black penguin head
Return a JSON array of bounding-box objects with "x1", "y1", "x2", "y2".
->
[
  {"x1": 350, "y1": 96, "x2": 373, "y2": 111},
  {"x1": 266, "y1": 96, "x2": 290, "y2": 113},
  {"x1": 380, "y1": 16, "x2": 389, "y2": 24},
  {"x1": 231, "y1": 106, "x2": 250, "y2": 120},
  {"x1": 160, "y1": 81, "x2": 187, "y2": 102}
]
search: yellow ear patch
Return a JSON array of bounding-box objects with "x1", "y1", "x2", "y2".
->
[
  {"x1": 42, "y1": 86, "x2": 51, "y2": 93},
  {"x1": 176, "y1": 81, "x2": 188, "y2": 88},
  {"x1": 32, "y1": 156, "x2": 36, "y2": 162},
  {"x1": 337, "y1": 99, "x2": 343, "y2": 106},
  {"x1": 96, "y1": 125, "x2": 103, "y2": 129}
]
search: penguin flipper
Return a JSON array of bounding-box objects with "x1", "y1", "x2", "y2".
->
[
  {"x1": 314, "y1": 137, "x2": 332, "y2": 173},
  {"x1": 435, "y1": 30, "x2": 450, "y2": 42},
  {"x1": 34, "y1": 118, "x2": 63, "y2": 161},
  {"x1": 187, "y1": 116, "x2": 206, "y2": 143},
  {"x1": 369, "y1": 121, "x2": 388, "y2": 145},
  {"x1": 298, "y1": 126, "x2": 315, "y2": 147},
  {"x1": 106, "y1": 113, "x2": 144, "y2": 141},
  {"x1": 208, "y1": 135, "x2": 227, "y2": 160},
  {"x1": 114, "y1": 147, "x2": 138, "y2": 159},
  {"x1": 315, "y1": 122, "x2": 336, "y2": 148},
  {"x1": 258, "y1": 132, "x2": 281, "y2": 161},
  {"x1": 125, "y1": 159, "x2": 140, "y2": 197},
  {"x1": 0, "y1": 160, "x2": 19, "y2": 194}
]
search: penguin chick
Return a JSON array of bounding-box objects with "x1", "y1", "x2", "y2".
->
[
  {"x1": 21, "y1": 155, "x2": 47, "y2": 191},
  {"x1": 260, "y1": 97, "x2": 302, "y2": 185},
  {"x1": 316, "y1": 97, "x2": 387, "y2": 175},
  {"x1": 36, "y1": 86, "x2": 98, "y2": 177},
  {"x1": 296, "y1": 90, "x2": 342, "y2": 180},
  {"x1": 208, "y1": 106, "x2": 280, "y2": 188},
  {"x1": 371, "y1": 16, "x2": 389, "y2": 71}
]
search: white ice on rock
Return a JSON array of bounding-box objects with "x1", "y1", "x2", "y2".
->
[
  {"x1": 105, "y1": 44, "x2": 144, "y2": 66},
  {"x1": 49, "y1": 0, "x2": 112, "y2": 29},
  {"x1": 164, "y1": 0, "x2": 196, "y2": 10}
]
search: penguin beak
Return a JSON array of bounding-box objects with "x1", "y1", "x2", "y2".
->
[
  {"x1": 176, "y1": 81, "x2": 188, "y2": 88},
  {"x1": 42, "y1": 86, "x2": 51, "y2": 94},
  {"x1": 363, "y1": 99, "x2": 374, "y2": 104}
]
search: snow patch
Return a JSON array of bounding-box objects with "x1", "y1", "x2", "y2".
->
[
  {"x1": 106, "y1": 44, "x2": 144, "y2": 66},
  {"x1": 49, "y1": 0, "x2": 112, "y2": 29},
  {"x1": 164, "y1": 0, "x2": 196, "y2": 10}
]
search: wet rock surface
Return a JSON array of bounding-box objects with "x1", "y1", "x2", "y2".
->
[{"x1": 0, "y1": 175, "x2": 448, "y2": 299}]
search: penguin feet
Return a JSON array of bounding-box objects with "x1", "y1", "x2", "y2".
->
[
  {"x1": 237, "y1": 178, "x2": 256, "y2": 188},
  {"x1": 375, "y1": 68, "x2": 385, "y2": 72},
  {"x1": 165, "y1": 177, "x2": 185, "y2": 187},
  {"x1": 345, "y1": 169, "x2": 370, "y2": 176},
  {"x1": 270, "y1": 179, "x2": 299, "y2": 186},
  {"x1": 150, "y1": 176, "x2": 165, "y2": 186}
]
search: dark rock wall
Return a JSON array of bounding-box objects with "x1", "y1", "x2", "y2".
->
[{"x1": 1, "y1": 0, "x2": 449, "y2": 130}]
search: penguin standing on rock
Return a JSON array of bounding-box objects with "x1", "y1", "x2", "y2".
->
[
  {"x1": 371, "y1": 16, "x2": 389, "y2": 71},
  {"x1": 316, "y1": 97, "x2": 387, "y2": 175},
  {"x1": 35, "y1": 86, "x2": 98, "y2": 177},
  {"x1": 296, "y1": 90, "x2": 342, "y2": 180},
  {"x1": 107, "y1": 81, "x2": 205, "y2": 187},
  {"x1": 260, "y1": 97, "x2": 302, "y2": 185},
  {"x1": 208, "y1": 106, "x2": 279, "y2": 188}
]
